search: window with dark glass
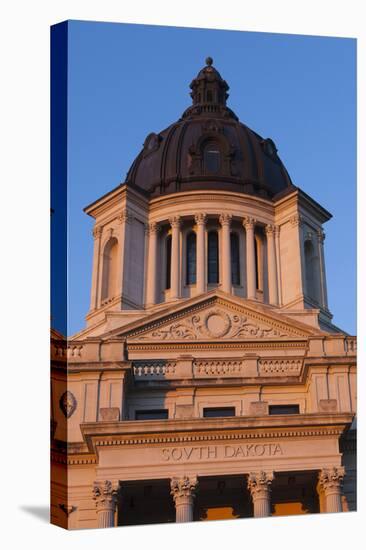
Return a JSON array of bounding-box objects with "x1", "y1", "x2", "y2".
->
[
  {"x1": 206, "y1": 90, "x2": 213, "y2": 102},
  {"x1": 203, "y1": 407, "x2": 235, "y2": 418},
  {"x1": 230, "y1": 232, "x2": 240, "y2": 285},
  {"x1": 204, "y1": 143, "x2": 220, "y2": 174},
  {"x1": 254, "y1": 237, "x2": 259, "y2": 290},
  {"x1": 186, "y1": 231, "x2": 197, "y2": 285},
  {"x1": 207, "y1": 231, "x2": 219, "y2": 284},
  {"x1": 268, "y1": 404, "x2": 300, "y2": 415},
  {"x1": 135, "y1": 409, "x2": 169, "y2": 420},
  {"x1": 165, "y1": 235, "x2": 172, "y2": 289}
]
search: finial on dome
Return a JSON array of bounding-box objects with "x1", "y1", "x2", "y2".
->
[{"x1": 205, "y1": 56, "x2": 213, "y2": 66}]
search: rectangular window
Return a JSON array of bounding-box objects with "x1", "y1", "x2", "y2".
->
[
  {"x1": 135, "y1": 409, "x2": 169, "y2": 420},
  {"x1": 268, "y1": 404, "x2": 300, "y2": 415},
  {"x1": 203, "y1": 407, "x2": 235, "y2": 418}
]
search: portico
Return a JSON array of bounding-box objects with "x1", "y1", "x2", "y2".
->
[{"x1": 82, "y1": 412, "x2": 350, "y2": 527}]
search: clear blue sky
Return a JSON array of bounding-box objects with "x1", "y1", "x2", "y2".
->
[{"x1": 62, "y1": 20, "x2": 356, "y2": 336}]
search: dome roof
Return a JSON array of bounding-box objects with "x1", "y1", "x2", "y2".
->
[{"x1": 126, "y1": 58, "x2": 294, "y2": 200}]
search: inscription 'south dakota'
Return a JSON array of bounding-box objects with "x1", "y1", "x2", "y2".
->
[{"x1": 161, "y1": 443, "x2": 283, "y2": 462}]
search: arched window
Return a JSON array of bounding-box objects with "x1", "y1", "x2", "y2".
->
[
  {"x1": 101, "y1": 237, "x2": 118, "y2": 302},
  {"x1": 207, "y1": 90, "x2": 213, "y2": 102},
  {"x1": 230, "y1": 232, "x2": 240, "y2": 285},
  {"x1": 204, "y1": 142, "x2": 220, "y2": 174},
  {"x1": 254, "y1": 235, "x2": 263, "y2": 291},
  {"x1": 186, "y1": 232, "x2": 197, "y2": 285},
  {"x1": 165, "y1": 235, "x2": 172, "y2": 290},
  {"x1": 304, "y1": 240, "x2": 319, "y2": 302},
  {"x1": 208, "y1": 231, "x2": 219, "y2": 284}
]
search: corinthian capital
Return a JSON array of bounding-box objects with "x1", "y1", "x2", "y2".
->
[
  {"x1": 243, "y1": 217, "x2": 256, "y2": 230},
  {"x1": 265, "y1": 224, "x2": 275, "y2": 235},
  {"x1": 290, "y1": 214, "x2": 304, "y2": 227},
  {"x1": 170, "y1": 476, "x2": 198, "y2": 502},
  {"x1": 93, "y1": 480, "x2": 118, "y2": 510},
  {"x1": 117, "y1": 208, "x2": 134, "y2": 225},
  {"x1": 145, "y1": 221, "x2": 161, "y2": 235},
  {"x1": 317, "y1": 228, "x2": 326, "y2": 243},
  {"x1": 194, "y1": 213, "x2": 207, "y2": 225},
  {"x1": 247, "y1": 471, "x2": 274, "y2": 496},
  {"x1": 318, "y1": 467, "x2": 345, "y2": 491},
  {"x1": 92, "y1": 226, "x2": 103, "y2": 239},
  {"x1": 219, "y1": 213, "x2": 232, "y2": 227},
  {"x1": 169, "y1": 215, "x2": 182, "y2": 228}
]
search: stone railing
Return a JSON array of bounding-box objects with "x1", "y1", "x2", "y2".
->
[
  {"x1": 258, "y1": 359, "x2": 303, "y2": 376},
  {"x1": 345, "y1": 337, "x2": 357, "y2": 354},
  {"x1": 193, "y1": 360, "x2": 245, "y2": 377},
  {"x1": 133, "y1": 360, "x2": 177, "y2": 379}
]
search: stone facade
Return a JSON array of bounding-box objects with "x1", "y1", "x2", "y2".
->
[{"x1": 51, "y1": 59, "x2": 356, "y2": 529}]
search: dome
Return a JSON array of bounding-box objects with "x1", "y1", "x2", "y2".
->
[{"x1": 126, "y1": 57, "x2": 294, "y2": 200}]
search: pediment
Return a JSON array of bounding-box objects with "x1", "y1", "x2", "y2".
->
[{"x1": 118, "y1": 292, "x2": 318, "y2": 342}]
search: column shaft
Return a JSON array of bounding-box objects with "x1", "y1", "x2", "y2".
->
[
  {"x1": 318, "y1": 468, "x2": 344, "y2": 513},
  {"x1": 274, "y1": 226, "x2": 282, "y2": 305},
  {"x1": 93, "y1": 480, "x2": 118, "y2": 529},
  {"x1": 170, "y1": 216, "x2": 181, "y2": 299},
  {"x1": 195, "y1": 213, "x2": 207, "y2": 294},
  {"x1": 219, "y1": 214, "x2": 232, "y2": 293},
  {"x1": 317, "y1": 229, "x2": 329, "y2": 309},
  {"x1": 145, "y1": 223, "x2": 160, "y2": 306},
  {"x1": 171, "y1": 476, "x2": 198, "y2": 523},
  {"x1": 247, "y1": 471, "x2": 273, "y2": 518},
  {"x1": 266, "y1": 225, "x2": 279, "y2": 305},
  {"x1": 90, "y1": 226, "x2": 102, "y2": 310},
  {"x1": 244, "y1": 218, "x2": 256, "y2": 299}
]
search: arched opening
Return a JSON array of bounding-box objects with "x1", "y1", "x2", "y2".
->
[
  {"x1": 230, "y1": 232, "x2": 240, "y2": 285},
  {"x1": 186, "y1": 231, "x2": 197, "y2": 285},
  {"x1": 206, "y1": 90, "x2": 213, "y2": 102},
  {"x1": 101, "y1": 237, "x2": 118, "y2": 302},
  {"x1": 254, "y1": 235, "x2": 263, "y2": 291},
  {"x1": 165, "y1": 235, "x2": 172, "y2": 290},
  {"x1": 304, "y1": 240, "x2": 319, "y2": 302},
  {"x1": 204, "y1": 142, "x2": 220, "y2": 174},
  {"x1": 208, "y1": 230, "x2": 219, "y2": 284}
]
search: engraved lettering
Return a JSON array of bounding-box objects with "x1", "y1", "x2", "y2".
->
[
  {"x1": 254, "y1": 444, "x2": 265, "y2": 456},
  {"x1": 172, "y1": 448, "x2": 183, "y2": 461},
  {"x1": 272, "y1": 444, "x2": 283, "y2": 455},
  {"x1": 225, "y1": 445, "x2": 235, "y2": 458},
  {"x1": 207, "y1": 446, "x2": 218, "y2": 459},
  {"x1": 183, "y1": 447, "x2": 195, "y2": 460},
  {"x1": 162, "y1": 448, "x2": 171, "y2": 461}
]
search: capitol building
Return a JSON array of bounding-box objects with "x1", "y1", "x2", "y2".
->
[{"x1": 51, "y1": 57, "x2": 356, "y2": 529}]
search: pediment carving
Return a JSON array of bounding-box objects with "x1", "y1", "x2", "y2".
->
[{"x1": 127, "y1": 300, "x2": 309, "y2": 342}]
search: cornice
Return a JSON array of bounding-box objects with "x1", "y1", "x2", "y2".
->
[
  {"x1": 81, "y1": 413, "x2": 353, "y2": 454},
  {"x1": 127, "y1": 340, "x2": 307, "y2": 352}
]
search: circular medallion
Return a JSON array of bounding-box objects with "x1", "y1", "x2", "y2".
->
[{"x1": 204, "y1": 310, "x2": 231, "y2": 338}]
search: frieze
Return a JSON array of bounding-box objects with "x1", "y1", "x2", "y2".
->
[
  {"x1": 139, "y1": 308, "x2": 289, "y2": 341},
  {"x1": 161, "y1": 443, "x2": 283, "y2": 462}
]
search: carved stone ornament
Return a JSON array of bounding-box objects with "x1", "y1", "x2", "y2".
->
[
  {"x1": 140, "y1": 308, "x2": 288, "y2": 341},
  {"x1": 170, "y1": 476, "x2": 198, "y2": 502},
  {"x1": 247, "y1": 471, "x2": 274, "y2": 495},
  {"x1": 318, "y1": 467, "x2": 345, "y2": 491},
  {"x1": 59, "y1": 504, "x2": 77, "y2": 516},
  {"x1": 59, "y1": 390, "x2": 77, "y2": 419},
  {"x1": 93, "y1": 480, "x2": 118, "y2": 510}
]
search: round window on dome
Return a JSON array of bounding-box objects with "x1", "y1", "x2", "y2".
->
[{"x1": 204, "y1": 143, "x2": 221, "y2": 174}]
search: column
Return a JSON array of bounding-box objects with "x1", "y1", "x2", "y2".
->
[
  {"x1": 219, "y1": 214, "x2": 232, "y2": 293},
  {"x1": 116, "y1": 209, "x2": 133, "y2": 300},
  {"x1": 247, "y1": 471, "x2": 274, "y2": 517},
  {"x1": 170, "y1": 476, "x2": 198, "y2": 522},
  {"x1": 195, "y1": 213, "x2": 207, "y2": 294},
  {"x1": 145, "y1": 222, "x2": 160, "y2": 306},
  {"x1": 90, "y1": 226, "x2": 102, "y2": 310},
  {"x1": 274, "y1": 225, "x2": 282, "y2": 305},
  {"x1": 243, "y1": 217, "x2": 256, "y2": 299},
  {"x1": 93, "y1": 480, "x2": 118, "y2": 528},
  {"x1": 318, "y1": 467, "x2": 345, "y2": 513},
  {"x1": 317, "y1": 228, "x2": 329, "y2": 309},
  {"x1": 265, "y1": 224, "x2": 279, "y2": 305},
  {"x1": 169, "y1": 216, "x2": 181, "y2": 299}
]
